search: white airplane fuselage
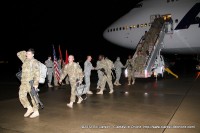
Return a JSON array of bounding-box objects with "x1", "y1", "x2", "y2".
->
[{"x1": 103, "y1": 0, "x2": 200, "y2": 54}]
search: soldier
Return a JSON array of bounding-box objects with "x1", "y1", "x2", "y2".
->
[
  {"x1": 125, "y1": 55, "x2": 135, "y2": 85},
  {"x1": 84, "y1": 55, "x2": 95, "y2": 94},
  {"x1": 96, "y1": 58, "x2": 103, "y2": 89},
  {"x1": 17, "y1": 48, "x2": 40, "y2": 118},
  {"x1": 59, "y1": 55, "x2": 84, "y2": 108},
  {"x1": 114, "y1": 57, "x2": 124, "y2": 85},
  {"x1": 45, "y1": 56, "x2": 54, "y2": 87},
  {"x1": 96, "y1": 55, "x2": 114, "y2": 94}
]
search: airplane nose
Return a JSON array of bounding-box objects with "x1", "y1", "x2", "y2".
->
[
  {"x1": 103, "y1": 24, "x2": 133, "y2": 49},
  {"x1": 103, "y1": 26, "x2": 125, "y2": 46}
]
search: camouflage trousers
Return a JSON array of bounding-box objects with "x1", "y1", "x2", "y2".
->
[
  {"x1": 115, "y1": 70, "x2": 122, "y2": 82},
  {"x1": 19, "y1": 82, "x2": 38, "y2": 111},
  {"x1": 97, "y1": 71, "x2": 103, "y2": 88},
  {"x1": 69, "y1": 79, "x2": 77, "y2": 103},
  {"x1": 100, "y1": 74, "x2": 113, "y2": 91},
  {"x1": 84, "y1": 75, "x2": 91, "y2": 92},
  {"x1": 127, "y1": 69, "x2": 135, "y2": 82},
  {"x1": 47, "y1": 71, "x2": 53, "y2": 84}
]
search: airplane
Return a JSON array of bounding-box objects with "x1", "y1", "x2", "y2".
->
[{"x1": 103, "y1": 0, "x2": 200, "y2": 78}]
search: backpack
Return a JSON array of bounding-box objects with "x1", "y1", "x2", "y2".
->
[
  {"x1": 105, "y1": 58, "x2": 114, "y2": 69},
  {"x1": 30, "y1": 60, "x2": 47, "y2": 84},
  {"x1": 16, "y1": 60, "x2": 47, "y2": 84},
  {"x1": 38, "y1": 61, "x2": 47, "y2": 84}
]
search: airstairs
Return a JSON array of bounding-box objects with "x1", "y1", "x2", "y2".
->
[{"x1": 133, "y1": 17, "x2": 167, "y2": 78}]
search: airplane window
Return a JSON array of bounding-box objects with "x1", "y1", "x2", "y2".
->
[
  {"x1": 171, "y1": 0, "x2": 174, "y2": 2},
  {"x1": 167, "y1": 0, "x2": 170, "y2": 3},
  {"x1": 140, "y1": 24, "x2": 143, "y2": 27},
  {"x1": 133, "y1": 25, "x2": 136, "y2": 28},
  {"x1": 123, "y1": 27, "x2": 125, "y2": 30},
  {"x1": 137, "y1": 24, "x2": 139, "y2": 28},
  {"x1": 116, "y1": 28, "x2": 118, "y2": 31},
  {"x1": 135, "y1": 3, "x2": 143, "y2": 8},
  {"x1": 110, "y1": 29, "x2": 112, "y2": 32},
  {"x1": 129, "y1": 26, "x2": 132, "y2": 30},
  {"x1": 144, "y1": 23, "x2": 147, "y2": 27},
  {"x1": 119, "y1": 27, "x2": 121, "y2": 30},
  {"x1": 175, "y1": 19, "x2": 178, "y2": 23},
  {"x1": 107, "y1": 29, "x2": 109, "y2": 32},
  {"x1": 113, "y1": 28, "x2": 115, "y2": 31}
]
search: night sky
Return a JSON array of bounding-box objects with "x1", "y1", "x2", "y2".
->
[
  {"x1": 2, "y1": 0, "x2": 142, "y2": 62},
  {"x1": 1, "y1": 0, "x2": 198, "y2": 80}
]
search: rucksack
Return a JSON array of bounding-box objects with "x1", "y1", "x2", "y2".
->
[
  {"x1": 30, "y1": 60, "x2": 47, "y2": 84},
  {"x1": 16, "y1": 59, "x2": 47, "y2": 84},
  {"x1": 38, "y1": 61, "x2": 47, "y2": 84}
]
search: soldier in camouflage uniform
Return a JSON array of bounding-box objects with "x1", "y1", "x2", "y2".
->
[
  {"x1": 45, "y1": 56, "x2": 54, "y2": 88},
  {"x1": 96, "y1": 55, "x2": 114, "y2": 94},
  {"x1": 125, "y1": 55, "x2": 135, "y2": 85},
  {"x1": 96, "y1": 59, "x2": 103, "y2": 89},
  {"x1": 114, "y1": 57, "x2": 124, "y2": 86},
  {"x1": 84, "y1": 55, "x2": 94, "y2": 94},
  {"x1": 59, "y1": 55, "x2": 84, "y2": 108},
  {"x1": 17, "y1": 48, "x2": 40, "y2": 118}
]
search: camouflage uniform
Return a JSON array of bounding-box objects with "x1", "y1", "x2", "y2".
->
[
  {"x1": 125, "y1": 58, "x2": 135, "y2": 85},
  {"x1": 84, "y1": 60, "x2": 94, "y2": 92},
  {"x1": 17, "y1": 51, "x2": 40, "y2": 111},
  {"x1": 96, "y1": 60, "x2": 103, "y2": 89},
  {"x1": 60, "y1": 63, "x2": 70, "y2": 85},
  {"x1": 45, "y1": 59, "x2": 53, "y2": 86},
  {"x1": 96, "y1": 58, "x2": 114, "y2": 94},
  {"x1": 114, "y1": 57, "x2": 124, "y2": 85},
  {"x1": 60, "y1": 62, "x2": 84, "y2": 103}
]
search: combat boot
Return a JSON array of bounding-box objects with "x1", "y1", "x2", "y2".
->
[
  {"x1": 96, "y1": 85, "x2": 100, "y2": 89},
  {"x1": 24, "y1": 106, "x2": 33, "y2": 117},
  {"x1": 87, "y1": 90, "x2": 93, "y2": 94},
  {"x1": 77, "y1": 97, "x2": 83, "y2": 104},
  {"x1": 109, "y1": 89, "x2": 114, "y2": 94},
  {"x1": 48, "y1": 83, "x2": 53, "y2": 88},
  {"x1": 128, "y1": 81, "x2": 131, "y2": 85},
  {"x1": 54, "y1": 84, "x2": 59, "y2": 87},
  {"x1": 117, "y1": 81, "x2": 121, "y2": 85},
  {"x1": 114, "y1": 81, "x2": 118, "y2": 86},
  {"x1": 132, "y1": 81, "x2": 135, "y2": 85},
  {"x1": 67, "y1": 102, "x2": 73, "y2": 108},
  {"x1": 96, "y1": 89, "x2": 103, "y2": 94},
  {"x1": 30, "y1": 110, "x2": 39, "y2": 118}
]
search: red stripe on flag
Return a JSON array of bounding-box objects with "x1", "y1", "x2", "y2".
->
[{"x1": 58, "y1": 45, "x2": 63, "y2": 66}]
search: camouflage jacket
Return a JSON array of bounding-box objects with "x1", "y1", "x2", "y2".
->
[
  {"x1": 84, "y1": 60, "x2": 94, "y2": 76},
  {"x1": 125, "y1": 59, "x2": 133, "y2": 70},
  {"x1": 95, "y1": 59, "x2": 112, "y2": 75},
  {"x1": 17, "y1": 51, "x2": 40, "y2": 87},
  {"x1": 60, "y1": 62, "x2": 84, "y2": 82}
]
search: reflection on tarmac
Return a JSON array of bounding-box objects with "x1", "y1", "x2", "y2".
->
[{"x1": 0, "y1": 75, "x2": 200, "y2": 133}]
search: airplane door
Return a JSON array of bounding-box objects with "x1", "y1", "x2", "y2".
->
[{"x1": 163, "y1": 14, "x2": 174, "y2": 34}]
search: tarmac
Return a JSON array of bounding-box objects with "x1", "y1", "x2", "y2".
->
[{"x1": 0, "y1": 73, "x2": 200, "y2": 133}]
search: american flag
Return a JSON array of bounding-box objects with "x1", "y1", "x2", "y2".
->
[{"x1": 53, "y1": 45, "x2": 60, "y2": 81}]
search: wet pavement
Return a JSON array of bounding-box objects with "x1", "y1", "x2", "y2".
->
[{"x1": 0, "y1": 75, "x2": 199, "y2": 133}]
